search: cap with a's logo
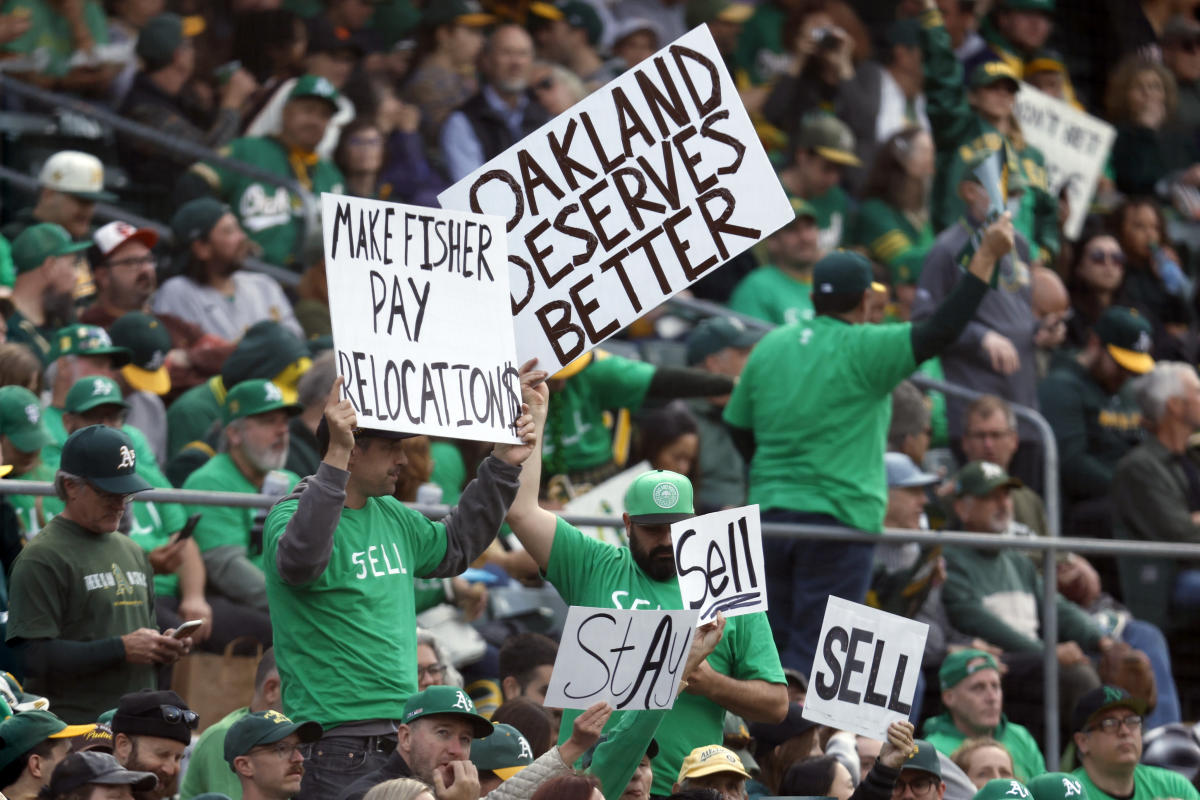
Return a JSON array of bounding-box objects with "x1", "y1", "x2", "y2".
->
[
  {"x1": 469, "y1": 723, "x2": 534, "y2": 780},
  {"x1": 223, "y1": 710, "x2": 322, "y2": 766},
  {"x1": 50, "y1": 325, "x2": 133, "y2": 368},
  {"x1": 223, "y1": 379, "x2": 303, "y2": 424},
  {"x1": 65, "y1": 376, "x2": 129, "y2": 415},
  {"x1": 110, "y1": 312, "x2": 172, "y2": 397},
  {"x1": 1071, "y1": 685, "x2": 1148, "y2": 733},
  {"x1": 1027, "y1": 773, "x2": 1088, "y2": 800},
  {"x1": 974, "y1": 779, "x2": 1032, "y2": 800},
  {"x1": 38, "y1": 151, "x2": 117, "y2": 202},
  {"x1": 953, "y1": 461, "x2": 1023, "y2": 498},
  {"x1": 401, "y1": 686, "x2": 493, "y2": 738},
  {"x1": 60, "y1": 425, "x2": 152, "y2": 495},
  {"x1": 624, "y1": 469, "x2": 695, "y2": 525},
  {"x1": 676, "y1": 745, "x2": 751, "y2": 783},
  {"x1": 287, "y1": 74, "x2": 340, "y2": 113},
  {"x1": 0, "y1": 386, "x2": 52, "y2": 455},
  {"x1": 1095, "y1": 306, "x2": 1155, "y2": 374}
]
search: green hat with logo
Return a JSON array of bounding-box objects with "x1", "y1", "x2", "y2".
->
[
  {"x1": 968, "y1": 57, "x2": 1021, "y2": 91},
  {"x1": 470, "y1": 723, "x2": 534, "y2": 781},
  {"x1": 223, "y1": 710, "x2": 322, "y2": 767},
  {"x1": 686, "y1": 316, "x2": 762, "y2": 365},
  {"x1": 66, "y1": 376, "x2": 129, "y2": 415},
  {"x1": 171, "y1": 198, "x2": 230, "y2": 245},
  {"x1": 624, "y1": 469, "x2": 694, "y2": 524},
  {"x1": 402, "y1": 686, "x2": 493, "y2": 739},
  {"x1": 0, "y1": 711, "x2": 97, "y2": 772},
  {"x1": 60, "y1": 425, "x2": 152, "y2": 495},
  {"x1": 1096, "y1": 307, "x2": 1154, "y2": 375},
  {"x1": 797, "y1": 113, "x2": 861, "y2": 167},
  {"x1": 12, "y1": 223, "x2": 91, "y2": 274},
  {"x1": 563, "y1": 1, "x2": 604, "y2": 45},
  {"x1": 0, "y1": 386, "x2": 52, "y2": 453},
  {"x1": 813, "y1": 251, "x2": 887, "y2": 297},
  {"x1": 288, "y1": 74, "x2": 341, "y2": 114},
  {"x1": 974, "y1": 779, "x2": 1031, "y2": 800},
  {"x1": 1028, "y1": 773, "x2": 1089, "y2": 800},
  {"x1": 221, "y1": 321, "x2": 312, "y2": 400},
  {"x1": 902, "y1": 740, "x2": 942, "y2": 778},
  {"x1": 938, "y1": 648, "x2": 1001, "y2": 690},
  {"x1": 954, "y1": 461, "x2": 1022, "y2": 497},
  {"x1": 999, "y1": 0, "x2": 1054, "y2": 12},
  {"x1": 136, "y1": 13, "x2": 204, "y2": 69},
  {"x1": 50, "y1": 325, "x2": 133, "y2": 367},
  {"x1": 223, "y1": 379, "x2": 302, "y2": 424},
  {"x1": 110, "y1": 312, "x2": 172, "y2": 397}
]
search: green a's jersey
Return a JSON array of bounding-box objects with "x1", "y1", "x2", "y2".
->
[
  {"x1": 193, "y1": 136, "x2": 344, "y2": 268},
  {"x1": 546, "y1": 517, "x2": 784, "y2": 796},
  {"x1": 728, "y1": 265, "x2": 814, "y2": 326},
  {"x1": 263, "y1": 494, "x2": 448, "y2": 727},
  {"x1": 724, "y1": 316, "x2": 916, "y2": 532},
  {"x1": 849, "y1": 199, "x2": 935, "y2": 285},
  {"x1": 1074, "y1": 764, "x2": 1200, "y2": 800},
  {"x1": 6, "y1": 516, "x2": 156, "y2": 722},
  {"x1": 183, "y1": 454, "x2": 299, "y2": 567},
  {"x1": 922, "y1": 712, "x2": 1045, "y2": 780}
]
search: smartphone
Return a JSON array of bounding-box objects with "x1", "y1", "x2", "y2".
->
[
  {"x1": 176, "y1": 514, "x2": 201, "y2": 541},
  {"x1": 172, "y1": 619, "x2": 203, "y2": 639}
]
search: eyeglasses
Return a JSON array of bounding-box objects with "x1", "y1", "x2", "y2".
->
[
  {"x1": 533, "y1": 76, "x2": 555, "y2": 92},
  {"x1": 159, "y1": 705, "x2": 200, "y2": 729},
  {"x1": 1088, "y1": 714, "x2": 1143, "y2": 734},
  {"x1": 255, "y1": 740, "x2": 303, "y2": 759},
  {"x1": 105, "y1": 255, "x2": 157, "y2": 269},
  {"x1": 893, "y1": 776, "x2": 939, "y2": 796},
  {"x1": 418, "y1": 663, "x2": 446, "y2": 680},
  {"x1": 1086, "y1": 249, "x2": 1126, "y2": 266}
]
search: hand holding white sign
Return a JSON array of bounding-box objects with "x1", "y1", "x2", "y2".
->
[{"x1": 671, "y1": 505, "x2": 766, "y2": 623}]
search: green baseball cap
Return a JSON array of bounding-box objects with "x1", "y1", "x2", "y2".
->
[
  {"x1": 686, "y1": 317, "x2": 763, "y2": 365},
  {"x1": 0, "y1": 386, "x2": 53, "y2": 453},
  {"x1": 171, "y1": 197, "x2": 231, "y2": 246},
  {"x1": 938, "y1": 648, "x2": 1001, "y2": 690},
  {"x1": 788, "y1": 196, "x2": 818, "y2": 224},
  {"x1": 470, "y1": 723, "x2": 534, "y2": 780},
  {"x1": 401, "y1": 686, "x2": 493, "y2": 739},
  {"x1": 1071, "y1": 685, "x2": 1148, "y2": 733},
  {"x1": 422, "y1": 0, "x2": 496, "y2": 29},
  {"x1": 11, "y1": 223, "x2": 91, "y2": 274},
  {"x1": 222, "y1": 379, "x2": 302, "y2": 424},
  {"x1": 60, "y1": 425, "x2": 152, "y2": 495},
  {"x1": 0, "y1": 711, "x2": 97, "y2": 772},
  {"x1": 110, "y1": 312, "x2": 172, "y2": 397},
  {"x1": 974, "y1": 779, "x2": 1031, "y2": 800},
  {"x1": 65, "y1": 376, "x2": 129, "y2": 415},
  {"x1": 223, "y1": 710, "x2": 322, "y2": 766},
  {"x1": 288, "y1": 74, "x2": 341, "y2": 114},
  {"x1": 136, "y1": 14, "x2": 204, "y2": 69},
  {"x1": 999, "y1": 0, "x2": 1054, "y2": 12},
  {"x1": 624, "y1": 469, "x2": 695, "y2": 524},
  {"x1": 813, "y1": 251, "x2": 887, "y2": 296},
  {"x1": 954, "y1": 461, "x2": 1022, "y2": 497},
  {"x1": 1096, "y1": 307, "x2": 1154, "y2": 374},
  {"x1": 797, "y1": 113, "x2": 861, "y2": 167},
  {"x1": 902, "y1": 740, "x2": 942, "y2": 778},
  {"x1": 50, "y1": 325, "x2": 133, "y2": 367},
  {"x1": 563, "y1": 1, "x2": 603, "y2": 45},
  {"x1": 968, "y1": 58, "x2": 1021, "y2": 91},
  {"x1": 1028, "y1": 773, "x2": 1089, "y2": 800},
  {"x1": 221, "y1": 321, "x2": 312, "y2": 400}
]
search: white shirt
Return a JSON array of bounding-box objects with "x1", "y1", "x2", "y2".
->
[{"x1": 152, "y1": 272, "x2": 303, "y2": 342}]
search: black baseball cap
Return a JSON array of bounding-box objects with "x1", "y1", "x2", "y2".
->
[
  {"x1": 60, "y1": 426, "x2": 152, "y2": 495},
  {"x1": 1072, "y1": 685, "x2": 1148, "y2": 733},
  {"x1": 47, "y1": 752, "x2": 157, "y2": 795}
]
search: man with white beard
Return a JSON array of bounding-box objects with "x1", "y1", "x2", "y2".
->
[{"x1": 183, "y1": 379, "x2": 301, "y2": 616}]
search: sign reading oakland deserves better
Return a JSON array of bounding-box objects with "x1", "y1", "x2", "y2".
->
[
  {"x1": 321, "y1": 194, "x2": 521, "y2": 443},
  {"x1": 438, "y1": 26, "x2": 793, "y2": 374}
]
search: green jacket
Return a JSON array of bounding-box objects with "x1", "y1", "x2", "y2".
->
[
  {"x1": 849, "y1": 199, "x2": 934, "y2": 285},
  {"x1": 922, "y1": 712, "x2": 1046, "y2": 781}
]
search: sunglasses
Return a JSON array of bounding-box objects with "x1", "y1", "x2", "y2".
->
[
  {"x1": 1087, "y1": 249, "x2": 1126, "y2": 265},
  {"x1": 159, "y1": 705, "x2": 200, "y2": 728}
]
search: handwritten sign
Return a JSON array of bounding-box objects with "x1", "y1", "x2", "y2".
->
[
  {"x1": 803, "y1": 597, "x2": 928, "y2": 740},
  {"x1": 545, "y1": 606, "x2": 699, "y2": 711},
  {"x1": 1014, "y1": 84, "x2": 1115, "y2": 240},
  {"x1": 321, "y1": 193, "x2": 521, "y2": 443},
  {"x1": 671, "y1": 504, "x2": 765, "y2": 623},
  {"x1": 438, "y1": 26, "x2": 793, "y2": 373}
]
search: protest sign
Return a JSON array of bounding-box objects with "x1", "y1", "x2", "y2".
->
[
  {"x1": 321, "y1": 193, "x2": 521, "y2": 443},
  {"x1": 438, "y1": 26, "x2": 793, "y2": 374},
  {"x1": 545, "y1": 606, "x2": 699, "y2": 711},
  {"x1": 803, "y1": 597, "x2": 928, "y2": 740},
  {"x1": 671, "y1": 505, "x2": 765, "y2": 623},
  {"x1": 1014, "y1": 83, "x2": 1115, "y2": 240}
]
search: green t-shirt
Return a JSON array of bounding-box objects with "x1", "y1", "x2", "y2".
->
[
  {"x1": 263, "y1": 493, "x2": 448, "y2": 727},
  {"x1": 849, "y1": 199, "x2": 935, "y2": 286},
  {"x1": 179, "y1": 706, "x2": 250, "y2": 800},
  {"x1": 723, "y1": 316, "x2": 916, "y2": 532},
  {"x1": 183, "y1": 454, "x2": 299, "y2": 568},
  {"x1": 1074, "y1": 764, "x2": 1200, "y2": 800},
  {"x1": 922, "y1": 713, "x2": 1045, "y2": 781},
  {"x1": 6, "y1": 516, "x2": 156, "y2": 722},
  {"x1": 546, "y1": 517, "x2": 785, "y2": 796},
  {"x1": 2, "y1": 0, "x2": 108, "y2": 77},
  {"x1": 728, "y1": 265, "x2": 814, "y2": 326},
  {"x1": 429, "y1": 441, "x2": 467, "y2": 505}
]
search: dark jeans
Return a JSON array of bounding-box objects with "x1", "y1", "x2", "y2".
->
[
  {"x1": 296, "y1": 734, "x2": 395, "y2": 800},
  {"x1": 762, "y1": 510, "x2": 877, "y2": 675},
  {"x1": 157, "y1": 595, "x2": 272, "y2": 653}
]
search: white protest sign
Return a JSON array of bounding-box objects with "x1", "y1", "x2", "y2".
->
[
  {"x1": 671, "y1": 504, "x2": 765, "y2": 623},
  {"x1": 438, "y1": 26, "x2": 793, "y2": 373},
  {"x1": 321, "y1": 193, "x2": 521, "y2": 443},
  {"x1": 1014, "y1": 83, "x2": 1115, "y2": 240},
  {"x1": 563, "y1": 461, "x2": 650, "y2": 547},
  {"x1": 545, "y1": 606, "x2": 699, "y2": 711},
  {"x1": 803, "y1": 597, "x2": 928, "y2": 740}
]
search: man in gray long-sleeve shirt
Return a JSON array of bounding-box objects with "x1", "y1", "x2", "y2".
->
[{"x1": 262, "y1": 368, "x2": 542, "y2": 800}]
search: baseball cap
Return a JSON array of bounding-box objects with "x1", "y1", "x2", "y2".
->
[
  {"x1": 1072, "y1": 685, "x2": 1148, "y2": 734},
  {"x1": 528, "y1": 1, "x2": 564, "y2": 21},
  {"x1": 677, "y1": 745, "x2": 751, "y2": 783},
  {"x1": 46, "y1": 752, "x2": 157, "y2": 795},
  {"x1": 0, "y1": 711, "x2": 97, "y2": 772},
  {"x1": 0, "y1": 386, "x2": 52, "y2": 454},
  {"x1": 747, "y1": 703, "x2": 817, "y2": 752},
  {"x1": 37, "y1": 151, "x2": 116, "y2": 202},
  {"x1": 938, "y1": 648, "x2": 1001, "y2": 690},
  {"x1": 797, "y1": 114, "x2": 861, "y2": 167},
  {"x1": 954, "y1": 461, "x2": 1022, "y2": 497},
  {"x1": 288, "y1": 74, "x2": 340, "y2": 114},
  {"x1": 974, "y1": 779, "x2": 1031, "y2": 800},
  {"x1": 1096, "y1": 307, "x2": 1154, "y2": 374},
  {"x1": 308, "y1": 15, "x2": 367, "y2": 57},
  {"x1": 111, "y1": 690, "x2": 196, "y2": 746},
  {"x1": 1025, "y1": 48, "x2": 1067, "y2": 76},
  {"x1": 49, "y1": 325, "x2": 133, "y2": 368},
  {"x1": 685, "y1": 0, "x2": 754, "y2": 28},
  {"x1": 1027, "y1": 773, "x2": 1090, "y2": 800},
  {"x1": 624, "y1": 469, "x2": 695, "y2": 525},
  {"x1": 171, "y1": 198, "x2": 231, "y2": 245},
  {"x1": 813, "y1": 251, "x2": 887, "y2": 296},
  {"x1": 422, "y1": 0, "x2": 495, "y2": 29},
  {"x1": 562, "y1": 1, "x2": 603, "y2": 46},
  {"x1": 470, "y1": 723, "x2": 534, "y2": 780},
  {"x1": 137, "y1": 14, "x2": 204, "y2": 69},
  {"x1": 221, "y1": 320, "x2": 312, "y2": 399},
  {"x1": 69, "y1": 723, "x2": 114, "y2": 754},
  {"x1": 686, "y1": 316, "x2": 762, "y2": 365},
  {"x1": 788, "y1": 196, "x2": 819, "y2": 224},
  {"x1": 110, "y1": 312, "x2": 172, "y2": 396},
  {"x1": 999, "y1": 0, "x2": 1054, "y2": 12},
  {"x1": 60, "y1": 425, "x2": 153, "y2": 495},
  {"x1": 885, "y1": 452, "x2": 939, "y2": 489},
  {"x1": 401, "y1": 686, "x2": 493, "y2": 738},
  {"x1": 968, "y1": 57, "x2": 1021, "y2": 91},
  {"x1": 223, "y1": 379, "x2": 302, "y2": 424},
  {"x1": 903, "y1": 740, "x2": 942, "y2": 778},
  {"x1": 12, "y1": 223, "x2": 91, "y2": 274},
  {"x1": 91, "y1": 220, "x2": 158, "y2": 262},
  {"x1": 65, "y1": 376, "x2": 129, "y2": 415},
  {"x1": 223, "y1": 710, "x2": 322, "y2": 766}
]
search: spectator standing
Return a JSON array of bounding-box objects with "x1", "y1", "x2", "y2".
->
[
  {"x1": 111, "y1": 690, "x2": 197, "y2": 800},
  {"x1": 224, "y1": 710, "x2": 323, "y2": 800},
  {"x1": 0, "y1": 710, "x2": 97, "y2": 800},
  {"x1": 776, "y1": 115, "x2": 860, "y2": 252},
  {"x1": 729, "y1": 199, "x2": 823, "y2": 326},
  {"x1": 6, "y1": 224, "x2": 91, "y2": 363}
]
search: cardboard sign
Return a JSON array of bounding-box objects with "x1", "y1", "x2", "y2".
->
[
  {"x1": 321, "y1": 193, "x2": 521, "y2": 443},
  {"x1": 671, "y1": 504, "x2": 765, "y2": 623},
  {"x1": 1014, "y1": 84, "x2": 1115, "y2": 240},
  {"x1": 438, "y1": 26, "x2": 793, "y2": 373},
  {"x1": 803, "y1": 597, "x2": 928, "y2": 739},
  {"x1": 545, "y1": 606, "x2": 699, "y2": 710}
]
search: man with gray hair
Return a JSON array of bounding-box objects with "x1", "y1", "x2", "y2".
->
[{"x1": 889, "y1": 381, "x2": 933, "y2": 468}]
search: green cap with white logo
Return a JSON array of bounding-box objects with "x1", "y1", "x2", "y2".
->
[
  {"x1": 222, "y1": 379, "x2": 302, "y2": 424},
  {"x1": 974, "y1": 779, "x2": 1031, "y2": 800},
  {"x1": 954, "y1": 461, "x2": 1022, "y2": 498},
  {"x1": 0, "y1": 386, "x2": 52, "y2": 453},
  {"x1": 1027, "y1": 773, "x2": 1089, "y2": 800},
  {"x1": 401, "y1": 686, "x2": 493, "y2": 738},
  {"x1": 65, "y1": 376, "x2": 129, "y2": 414},
  {"x1": 288, "y1": 74, "x2": 340, "y2": 113},
  {"x1": 624, "y1": 469, "x2": 695, "y2": 524},
  {"x1": 49, "y1": 325, "x2": 133, "y2": 367}
]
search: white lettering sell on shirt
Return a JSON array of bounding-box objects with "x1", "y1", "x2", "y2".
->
[{"x1": 351, "y1": 543, "x2": 409, "y2": 580}]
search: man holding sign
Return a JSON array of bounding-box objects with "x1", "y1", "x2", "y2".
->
[{"x1": 507, "y1": 378, "x2": 787, "y2": 797}]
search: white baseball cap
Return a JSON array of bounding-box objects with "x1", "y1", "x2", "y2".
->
[
  {"x1": 37, "y1": 151, "x2": 117, "y2": 202},
  {"x1": 92, "y1": 220, "x2": 159, "y2": 259}
]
